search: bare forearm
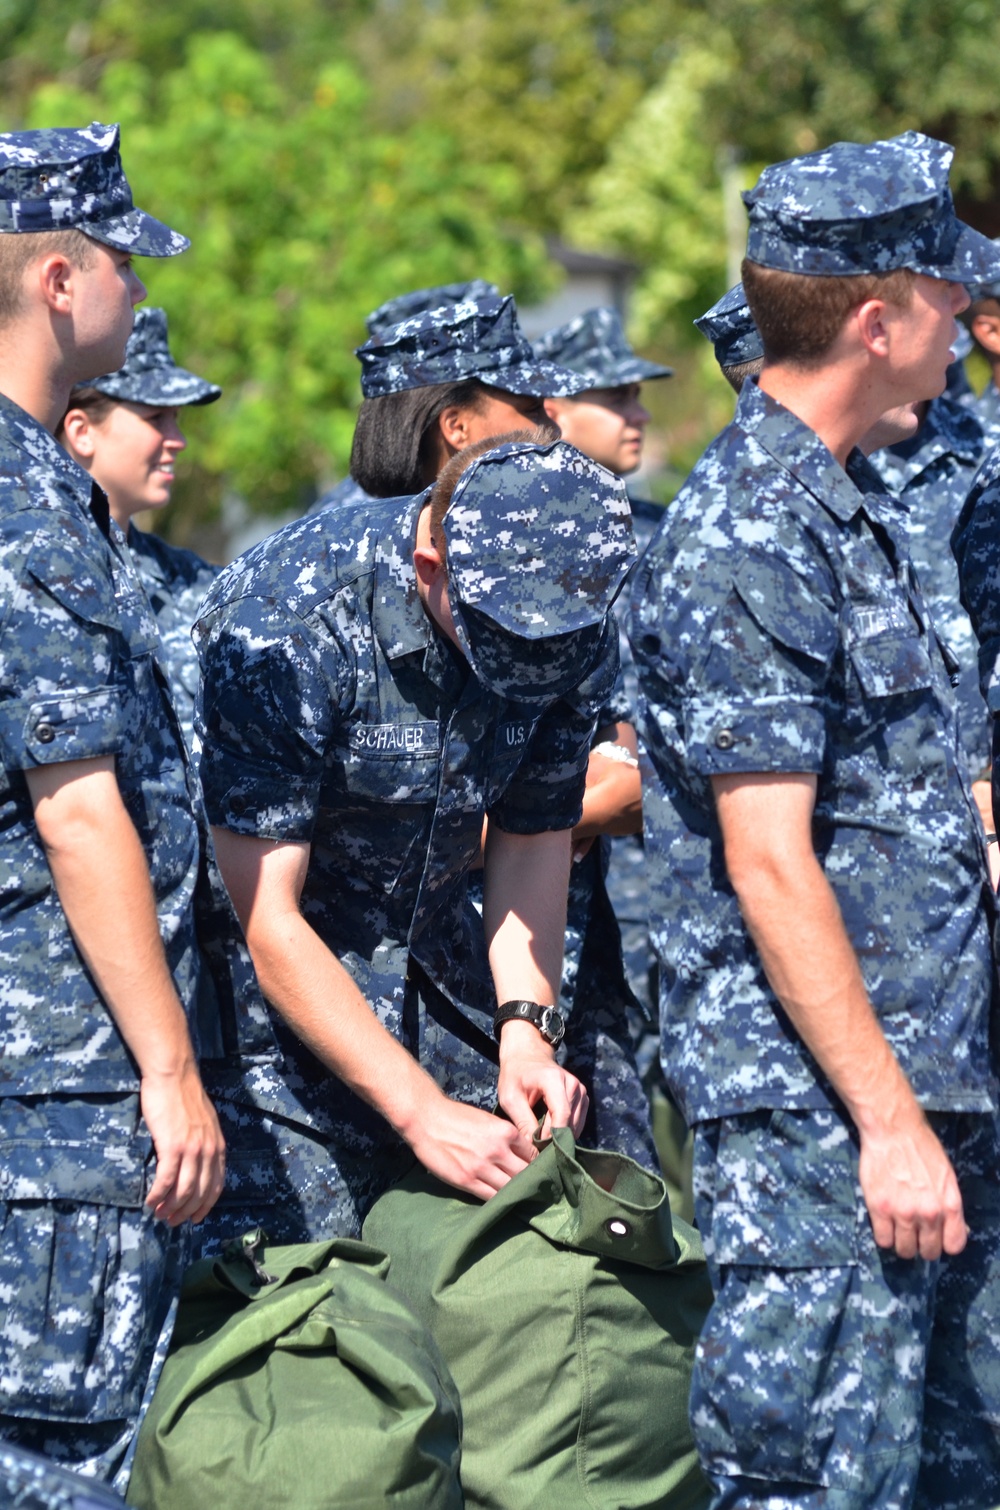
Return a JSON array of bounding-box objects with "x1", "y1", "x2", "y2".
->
[{"x1": 483, "y1": 826, "x2": 570, "y2": 1005}]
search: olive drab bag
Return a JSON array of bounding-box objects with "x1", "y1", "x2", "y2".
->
[
  {"x1": 127, "y1": 1232, "x2": 463, "y2": 1510},
  {"x1": 363, "y1": 1127, "x2": 713, "y2": 1510}
]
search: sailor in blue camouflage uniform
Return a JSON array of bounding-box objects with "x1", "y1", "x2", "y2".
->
[
  {"x1": 58, "y1": 307, "x2": 222, "y2": 750},
  {"x1": 346, "y1": 292, "x2": 658, "y2": 1166},
  {"x1": 310, "y1": 279, "x2": 501, "y2": 514},
  {"x1": 632, "y1": 131, "x2": 1000, "y2": 1509},
  {"x1": 0, "y1": 125, "x2": 224, "y2": 1488},
  {"x1": 190, "y1": 435, "x2": 638, "y2": 1252}
]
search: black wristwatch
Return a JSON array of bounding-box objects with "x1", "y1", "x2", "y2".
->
[{"x1": 493, "y1": 999, "x2": 566, "y2": 1047}]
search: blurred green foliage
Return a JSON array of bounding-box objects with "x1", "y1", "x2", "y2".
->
[{"x1": 5, "y1": 0, "x2": 1000, "y2": 532}]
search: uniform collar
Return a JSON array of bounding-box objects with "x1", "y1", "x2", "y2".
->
[
  {"x1": 0, "y1": 388, "x2": 111, "y2": 536},
  {"x1": 371, "y1": 491, "x2": 436, "y2": 662},
  {"x1": 734, "y1": 377, "x2": 872, "y2": 524},
  {"x1": 878, "y1": 392, "x2": 984, "y2": 487},
  {"x1": 126, "y1": 520, "x2": 168, "y2": 581}
]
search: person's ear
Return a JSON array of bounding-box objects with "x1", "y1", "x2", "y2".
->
[
  {"x1": 855, "y1": 298, "x2": 892, "y2": 359},
  {"x1": 437, "y1": 404, "x2": 475, "y2": 451},
  {"x1": 60, "y1": 407, "x2": 97, "y2": 460},
  {"x1": 412, "y1": 541, "x2": 445, "y2": 589},
  {"x1": 971, "y1": 312, "x2": 1000, "y2": 358},
  {"x1": 542, "y1": 396, "x2": 562, "y2": 424},
  {"x1": 35, "y1": 252, "x2": 76, "y2": 316}
]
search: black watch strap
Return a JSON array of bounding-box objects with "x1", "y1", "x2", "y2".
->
[{"x1": 493, "y1": 999, "x2": 566, "y2": 1047}]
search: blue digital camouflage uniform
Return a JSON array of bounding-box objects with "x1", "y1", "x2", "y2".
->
[
  {"x1": 0, "y1": 398, "x2": 197, "y2": 1486},
  {"x1": 0, "y1": 128, "x2": 206, "y2": 1490},
  {"x1": 977, "y1": 379, "x2": 1000, "y2": 442},
  {"x1": 124, "y1": 528, "x2": 219, "y2": 750},
  {"x1": 0, "y1": 1444, "x2": 126, "y2": 1509},
  {"x1": 190, "y1": 438, "x2": 640, "y2": 1252},
  {"x1": 872, "y1": 392, "x2": 990, "y2": 783},
  {"x1": 74, "y1": 307, "x2": 223, "y2": 750},
  {"x1": 633, "y1": 377, "x2": 1000, "y2": 1510},
  {"x1": 632, "y1": 131, "x2": 1000, "y2": 1510}
]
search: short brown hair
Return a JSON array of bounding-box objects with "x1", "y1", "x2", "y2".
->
[
  {"x1": 720, "y1": 356, "x2": 765, "y2": 394},
  {"x1": 742, "y1": 258, "x2": 916, "y2": 366},
  {"x1": 0, "y1": 228, "x2": 96, "y2": 326},
  {"x1": 427, "y1": 428, "x2": 546, "y2": 561}
]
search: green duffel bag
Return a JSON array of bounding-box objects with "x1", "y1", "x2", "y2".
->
[
  {"x1": 363, "y1": 1127, "x2": 712, "y2": 1510},
  {"x1": 127, "y1": 1231, "x2": 463, "y2": 1510}
]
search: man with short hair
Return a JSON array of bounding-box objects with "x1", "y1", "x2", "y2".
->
[
  {"x1": 0, "y1": 124, "x2": 224, "y2": 1484},
  {"x1": 632, "y1": 132, "x2": 1000, "y2": 1508}
]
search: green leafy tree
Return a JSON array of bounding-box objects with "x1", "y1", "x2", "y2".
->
[{"x1": 28, "y1": 31, "x2": 552, "y2": 532}]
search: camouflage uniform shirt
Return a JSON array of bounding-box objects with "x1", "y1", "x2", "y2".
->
[
  {"x1": 872, "y1": 392, "x2": 990, "y2": 782},
  {"x1": 195, "y1": 493, "x2": 616, "y2": 1151},
  {"x1": 631, "y1": 379, "x2": 995, "y2": 1125},
  {"x1": 0, "y1": 393, "x2": 203, "y2": 1097},
  {"x1": 126, "y1": 525, "x2": 220, "y2": 753}
]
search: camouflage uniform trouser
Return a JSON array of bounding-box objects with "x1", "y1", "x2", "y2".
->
[
  {"x1": 691, "y1": 1107, "x2": 1000, "y2": 1510},
  {"x1": 0, "y1": 1096, "x2": 187, "y2": 1495}
]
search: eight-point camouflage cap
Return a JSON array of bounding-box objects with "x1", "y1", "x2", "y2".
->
[
  {"x1": 694, "y1": 282, "x2": 764, "y2": 367},
  {"x1": 356, "y1": 294, "x2": 589, "y2": 399},
  {"x1": 0, "y1": 123, "x2": 188, "y2": 256},
  {"x1": 366, "y1": 280, "x2": 501, "y2": 339},
  {"x1": 531, "y1": 306, "x2": 672, "y2": 389},
  {"x1": 84, "y1": 307, "x2": 221, "y2": 406},
  {"x1": 967, "y1": 240, "x2": 1000, "y2": 302},
  {"x1": 442, "y1": 436, "x2": 636, "y2": 703},
  {"x1": 744, "y1": 131, "x2": 1000, "y2": 283}
]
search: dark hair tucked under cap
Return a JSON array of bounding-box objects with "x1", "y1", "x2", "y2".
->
[
  {"x1": 443, "y1": 435, "x2": 636, "y2": 704},
  {"x1": 83, "y1": 306, "x2": 222, "y2": 407},
  {"x1": 532, "y1": 306, "x2": 672, "y2": 389},
  {"x1": 366, "y1": 280, "x2": 501, "y2": 339},
  {"x1": 744, "y1": 130, "x2": 1000, "y2": 284},
  {"x1": 0, "y1": 122, "x2": 188, "y2": 257},
  {"x1": 83, "y1": 307, "x2": 221, "y2": 407},
  {"x1": 356, "y1": 293, "x2": 588, "y2": 400},
  {"x1": 694, "y1": 283, "x2": 764, "y2": 367}
]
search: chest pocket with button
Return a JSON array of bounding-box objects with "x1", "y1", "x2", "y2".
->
[{"x1": 325, "y1": 721, "x2": 442, "y2": 896}]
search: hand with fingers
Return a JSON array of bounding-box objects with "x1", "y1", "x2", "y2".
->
[
  {"x1": 406, "y1": 1095, "x2": 536, "y2": 1201},
  {"x1": 141, "y1": 1061, "x2": 226, "y2": 1227},
  {"x1": 859, "y1": 1110, "x2": 967, "y2": 1262},
  {"x1": 496, "y1": 1019, "x2": 590, "y2": 1145}
]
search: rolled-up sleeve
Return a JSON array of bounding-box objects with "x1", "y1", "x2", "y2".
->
[
  {"x1": 0, "y1": 535, "x2": 128, "y2": 769},
  {"x1": 490, "y1": 617, "x2": 619, "y2": 832},
  {"x1": 683, "y1": 548, "x2": 837, "y2": 777},
  {"x1": 196, "y1": 594, "x2": 351, "y2": 841}
]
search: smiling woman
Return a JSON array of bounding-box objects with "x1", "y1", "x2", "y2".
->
[{"x1": 57, "y1": 307, "x2": 223, "y2": 749}]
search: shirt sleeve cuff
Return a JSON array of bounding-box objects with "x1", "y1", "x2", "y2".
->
[{"x1": 686, "y1": 696, "x2": 827, "y2": 775}]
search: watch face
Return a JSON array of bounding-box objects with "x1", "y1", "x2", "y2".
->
[{"x1": 538, "y1": 1005, "x2": 566, "y2": 1047}]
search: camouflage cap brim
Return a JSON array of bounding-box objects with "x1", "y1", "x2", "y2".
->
[
  {"x1": 921, "y1": 220, "x2": 1000, "y2": 285},
  {"x1": 88, "y1": 365, "x2": 221, "y2": 406},
  {"x1": 85, "y1": 206, "x2": 190, "y2": 258},
  {"x1": 560, "y1": 354, "x2": 673, "y2": 389},
  {"x1": 453, "y1": 607, "x2": 606, "y2": 706}
]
